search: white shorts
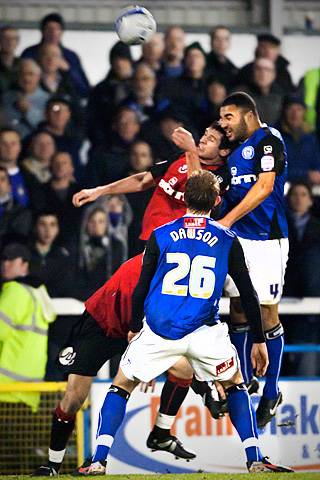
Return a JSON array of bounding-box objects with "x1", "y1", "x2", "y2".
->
[
  {"x1": 120, "y1": 321, "x2": 239, "y2": 383},
  {"x1": 224, "y1": 237, "x2": 289, "y2": 305}
]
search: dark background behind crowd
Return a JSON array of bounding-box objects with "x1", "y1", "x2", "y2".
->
[{"x1": 0, "y1": 13, "x2": 320, "y2": 378}]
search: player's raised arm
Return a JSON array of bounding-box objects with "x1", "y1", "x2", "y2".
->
[
  {"x1": 227, "y1": 236, "x2": 269, "y2": 376},
  {"x1": 72, "y1": 171, "x2": 155, "y2": 207},
  {"x1": 171, "y1": 127, "x2": 201, "y2": 177}
]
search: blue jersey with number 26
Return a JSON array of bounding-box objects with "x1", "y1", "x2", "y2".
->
[{"x1": 144, "y1": 215, "x2": 235, "y2": 340}]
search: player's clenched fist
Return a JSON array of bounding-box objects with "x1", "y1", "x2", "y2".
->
[
  {"x1": 72, "y1": 187, "x2": 101, "y2": 207},
  {"x1": 172, "y1": 127, "x2": 196, "y2": 152}
]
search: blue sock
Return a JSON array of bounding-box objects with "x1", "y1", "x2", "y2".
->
[
  {"x1": 92, "y1": 385, "x2": 130, "y2": 463},
  {"x1": 227, "y1": 384, "x2": 263, "y2": 463},
  {"x1": 263, "y1": 324, "x2": 284, "y2": 400},
  {"x1": 230, "y1": 324, "x2": 253, "y2": 384}
]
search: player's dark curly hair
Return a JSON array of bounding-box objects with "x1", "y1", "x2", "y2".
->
[{"x1": 185, "y1": 170, "x2": 220, "y2": 214}]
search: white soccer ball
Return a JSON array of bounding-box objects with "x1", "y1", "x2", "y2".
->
[{"x1": 115, "y1": 5, "x2": 157, "y2": 45}]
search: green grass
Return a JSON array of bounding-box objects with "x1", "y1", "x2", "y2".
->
[{"x1": 1, "y1": 474, "x2": 320, "y2": 480}]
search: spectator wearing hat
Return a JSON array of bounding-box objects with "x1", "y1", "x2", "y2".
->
[
  {"x1": 0, "y1": 25, "x2": 20, "y2": 94},
  {"x1": 21, "y1": 12, "x2": 89, "y2": 98},
  {"x1": 87, "y1": 41, "x2": 133, "y2": 147},
  {"x1": 206, "y1": 26, "x2": 238, "y2": 90},
  {"x1": 0, "y1": 242, "x2": 56, "y2": 411},
  {"x1": 1, "y1": 59, "x2": 50, "y2": 139},
  {"x1": 279, "y1": 96, "x2": 320, "y2": 185},
  {"x1": 234, "y1": 57, "x2": 284, "y2": 126},
  {"x1": 236, "y1": 33, "x2": 295, "y2": 94}
]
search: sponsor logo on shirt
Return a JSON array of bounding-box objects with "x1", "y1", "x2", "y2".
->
[
  {"x1": 261, "y1": 155, "x2": 275, "y2": 171},
  {"x1": 242, "y1": 146, "x2": 255, "y2": 159},
  {"x1": 178, "y1": 164, "x2": 188, "y2": 174},
  {"x1": 216, "y1": 357, "x2": 234, "y2": 376},
  {"x1": 158, "y1": 178, "x2": 184, "y2": 201},
  {"x1": 184, "y1": 217, "x2": 207, "y2": 229},
  {"x1": 59, "y1": 346, "x2": 76, "y2": 366}
]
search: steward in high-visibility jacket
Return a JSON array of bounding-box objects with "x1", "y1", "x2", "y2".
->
[
  {"x1": 0, "y1": 271, "x2": 56, "y2": 412},
  {"x1": 302, "y1": 67, "x2": 320, "y2": 129}
]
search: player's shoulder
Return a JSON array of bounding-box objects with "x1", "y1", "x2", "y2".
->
[
  {"x1": 209, "y1": 219, "x2": 236, "y2": 238},
  {"x1": 167, "y1": 152, "x2": 187, "y2": 172},
  {"x1": 258, "y1": 126, "x2": 285, "y2": 149}
]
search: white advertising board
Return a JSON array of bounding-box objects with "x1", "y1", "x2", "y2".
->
[{"x1": 91, "y1": 380, "x2": 320, "y2": 474}]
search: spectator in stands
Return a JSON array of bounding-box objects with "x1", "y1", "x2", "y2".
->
[
  {"x1": 234, "y1": 57, "x2": 284, "y2": 126},
  {"x1": 88, "y1": 106, "x2": 141, "y2": 184},
  {"x1": 279, "y1": 96, "x2": 320, "y2": 184},
  {"x1": 0, "y1": 242, "x2": 56, "y2": 411},
  {"x1": 22, "y1": 131, "x2": 55, "y2": 185},
  {"x1": 29, "y1": 211, "x2": 75, "y2": 298},
  {"x1": 236, "y1": 33, "x2": 294, "y2": 94},
  {"x1": 158, "y1": 42, "x2": 207, "y2": 131},
  {"x1": 139, "y1": 33, "x2": 164, "y2": 73},
  {"x1": 126, "y1": 141, "x2": 154, "y2": 256},
  {"x1": 78, "y1": 206, "x2": 125, "y2": 298},
  {"x1": 1, "y1": 59, "x2": 50, "y2": 139},
  {"x1": 21, "y1": 12, "x2": 89, "y2": 98},
  {"x1": 87, "y1": 41, "x2": 133, "y2": 147},
  {"x1": 39, "y1": 97, "x2": 85, "y2": 181},
  {"x1": 0, "y1": 128, "x2": 30, "y2": 207},
  {"x1": 0, "y1": 26, "x2": 20, "y2": 94},
  {"x1": 206, "y1": 26, "x2": 238, "y2": 90},
  {"x1": 198, "y1": 76, "x2": 227, "y2": 132},
  {"x1": 102, "y1": 194, "x2": 132, "y2": 260},
  {"x1": 159, "y1": 26, "x2": 185, "y2": 78},
  {"x1": 122, "y1": 63, "x2": 157, "y2": 123},
  {"x1": 41, "y1": 151, "x2": 81, "y2": 246},
  {"x1": 0, "y1": 167, "x2": 31, "y2": 243},
  {"x1": 283, "y1": 182, "x2": 320, "y2": 375},
  {"x1": 299, "y1": 66, "x2": 320, "y2": 139},
  {"x1": 37, "y1": 44, "x2": 79, "y2": 102}
]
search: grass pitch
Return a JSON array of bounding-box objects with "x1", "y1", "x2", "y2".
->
[{"x1": 1, "y1": 474, "x2": 320, "y2": 480}]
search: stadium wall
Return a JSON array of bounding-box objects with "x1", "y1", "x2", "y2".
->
[{"x1": 16, "y1": 29, "x2": 320, "y2": 86}]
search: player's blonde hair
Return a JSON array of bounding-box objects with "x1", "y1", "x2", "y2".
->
[{"x1": 185, "y1": 170, "x2": 220, "y2": 214}]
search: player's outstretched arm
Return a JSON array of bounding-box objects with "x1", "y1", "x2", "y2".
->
[
  {"x1": 172, "y1": 127, "x2": 201, "y2": 177},
  {"x1": 219, "y1": 172, "x2": 275, "y2": 228},
  {"x1": 72, "y1": 171, "x2": 155, "y2": 207}
]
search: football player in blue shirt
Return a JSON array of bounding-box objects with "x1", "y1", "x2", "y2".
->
[
  {"x1": 83, "y1": 170, "x2": 292, "y2": 475},
  {"x1": 219, "y1": 92, "x2": 288, "y2": 428}
]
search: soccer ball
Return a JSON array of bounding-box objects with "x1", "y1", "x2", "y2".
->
[{"x1": 115, "y1": 5, "x2": 157, "y2": 45}]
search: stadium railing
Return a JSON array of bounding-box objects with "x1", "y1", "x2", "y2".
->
[{"x1": 0, "y1": 382, "x2": 85, "y2": 475}]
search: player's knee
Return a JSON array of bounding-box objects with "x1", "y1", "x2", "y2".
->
[
  {"x1": 169, "y1": 358, "x2": 193, "y2": 380},
  {"x1": 219, "y1": 368, "x2": 244, "y2": 390},
  {"x1": 261, "y1": 304, "x2": 279, "y2": 330}
]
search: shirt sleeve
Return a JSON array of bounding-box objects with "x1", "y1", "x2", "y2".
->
[
  {"x1": 130, "y1": 232, "x2": 160, "y2": 332},
  {"x1": 254, "y1": 133, "x2": 285, "y2": 176},
  {"x1": 228, "y1": 237, "x2": 265, "y2": 343},
  {"x1": 149, "y1": 160, "x2": 169, "y2": 181}
]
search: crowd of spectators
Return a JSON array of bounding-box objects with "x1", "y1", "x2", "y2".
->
[{"x1": 0, "y1": 13, "x2": 320, "y2": 377}]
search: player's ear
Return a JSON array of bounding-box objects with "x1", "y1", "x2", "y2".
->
[
  {"x1": 219, "y1": 148, "x2": 230, "y2": 158},
  {"x1": 214, "y1": 195, "x2": 221, "y2": 206}
]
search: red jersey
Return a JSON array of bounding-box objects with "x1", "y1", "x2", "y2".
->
[
  {"x1": 140, "y1": 153, "x2": 229, "y2": 240},
  {"x1": 85, "y1": 253, "x2": 143, "y2": 338}
]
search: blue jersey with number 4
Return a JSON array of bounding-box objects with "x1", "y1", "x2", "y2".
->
[{"x1": 144, "y1": 215, "x2": 235, "y2": 339}]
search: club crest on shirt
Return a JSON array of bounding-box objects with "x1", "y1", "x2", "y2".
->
[
  {"x1": 178, "y1": 164, "x2": 188, "y2": 174},
  {"x1": 242, "y1": 146, "x2": 255, "y2": 159},
  {"x1": 184, "y1": 217, "x2": 207, "y2": 229}
]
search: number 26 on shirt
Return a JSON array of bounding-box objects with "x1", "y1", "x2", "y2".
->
[{"x1": 161, "y1": 253, "x2": 216, "y2": 299}]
